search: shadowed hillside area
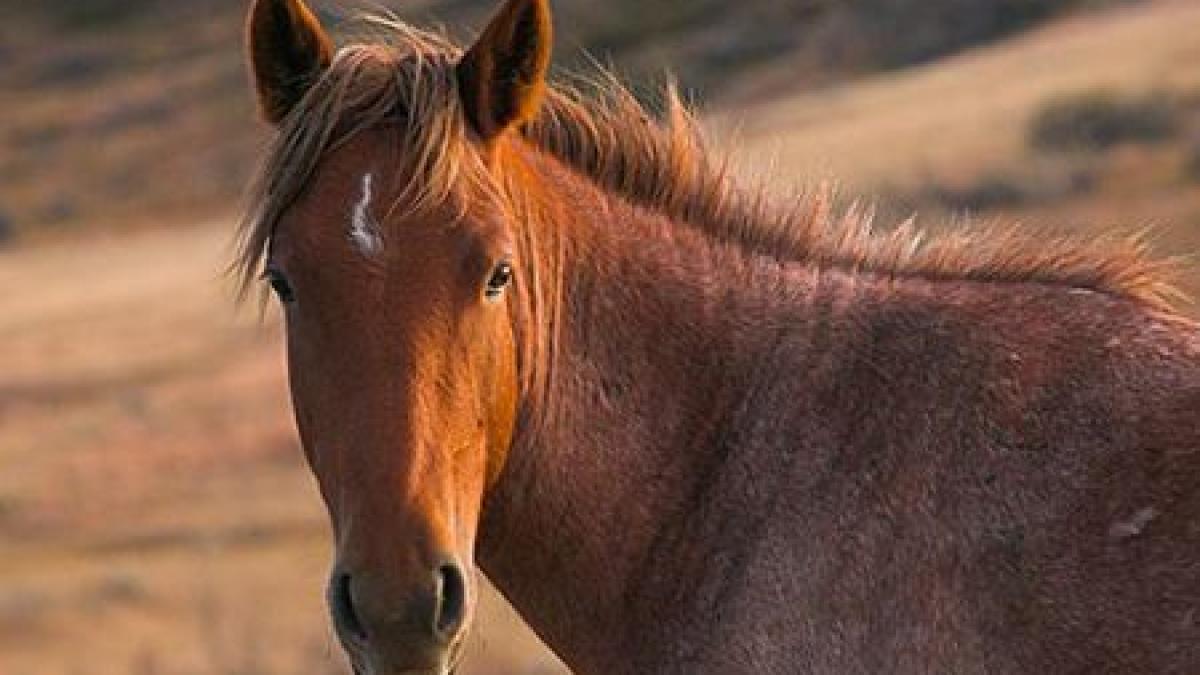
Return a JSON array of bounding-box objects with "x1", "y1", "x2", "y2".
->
[
  {"x1": 3, "y1": 1, "x2": 1199, "y2": 674},
  {"x1": 1, "y1": 0, "x2": 1122, "y2": 240}
]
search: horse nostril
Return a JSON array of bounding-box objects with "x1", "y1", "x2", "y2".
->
[
  {"x1": 330, "y1": 572, "x2": 368, "y2": 643},
  {"x1": 433, "y1": 562, "x2": 467, "y2": 640}
]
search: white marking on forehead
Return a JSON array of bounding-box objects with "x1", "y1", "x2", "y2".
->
[{"x1": 349, "y1": 172, "x2": 384, "y2": 256}]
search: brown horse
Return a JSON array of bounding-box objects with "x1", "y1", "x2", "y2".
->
[{"x1": 237, "y1": 0, "x2": 1200, "y2": 673}]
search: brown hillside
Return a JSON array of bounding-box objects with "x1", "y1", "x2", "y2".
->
[{"x1": 0, "y1": 0, "x2": 1116, "y2": 241}]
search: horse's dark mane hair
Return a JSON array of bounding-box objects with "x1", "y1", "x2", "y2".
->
[{"x1": 235, "y1": 15, "x2": 1181, "y2": 311}]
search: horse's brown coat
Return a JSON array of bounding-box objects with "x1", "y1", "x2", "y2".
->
[{"x1": 240, "y1": 1, "x2": 1200, "y2": 673}]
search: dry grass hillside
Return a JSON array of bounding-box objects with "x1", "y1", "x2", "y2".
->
[
  {"x1": 734, "y1": 0, "x2": 1200, "y2": 302},
  {"x1": 1, "y1": 0, "x2": 1116, "y2": 242},
  {"x1": 2, "y1": 1, "x2": 1199, "y2": 674}
]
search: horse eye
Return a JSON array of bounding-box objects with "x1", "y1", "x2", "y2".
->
[
  {"x1": 484, "y1": 261, "x2": 513, "y2": 300},
  {"x1": 264, "y1": 268, "x2": 296, "y2": 304}
]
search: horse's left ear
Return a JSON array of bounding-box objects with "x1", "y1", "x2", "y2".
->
[{"x1": 456, "y1": 0, "x2": 553, "y2": 142}]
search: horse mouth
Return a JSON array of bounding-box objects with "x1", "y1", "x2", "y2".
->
[{"x1": 345, "y1": 640, "x2": 465, "y2": 675}]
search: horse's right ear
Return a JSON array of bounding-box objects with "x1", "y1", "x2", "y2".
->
[{"x1": 247, "y1": 0, "x2": 333, "y2": 125}]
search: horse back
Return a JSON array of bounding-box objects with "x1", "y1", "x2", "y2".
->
[
  {"x1": 652, "y1": 281, "x2": 1200, "y2": 674},
  {"x1": 984, "y1": 294, "x2": 1200, "y2": 674},
  {"x1": 969, "y1": 293, "x2": 1195, "y2": 672}
]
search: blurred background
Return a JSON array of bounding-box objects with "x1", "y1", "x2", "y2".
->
[{"x1": 1, "y1": 0, "x2": 1198, "y2": 673}]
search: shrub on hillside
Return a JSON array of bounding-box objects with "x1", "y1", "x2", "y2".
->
[
  {"x1": 0, "y1": 211, "x2": 13, "y2": 246},
  {"x1": 1183, "y1": 139, "x2": 1200, "y2": 183},
  {"x1": 833, "y1": 0, "x2": 1091, "y2": 69},
  {"x1": 903, "y1": 157, "x2": 1098, "y2": 213},
  {"x1": 1029, "y1": 91, "x2": 1178, "y2": 153},
  {"x1": 21, "y1": 0, "x2": 154, "y2": 30}
]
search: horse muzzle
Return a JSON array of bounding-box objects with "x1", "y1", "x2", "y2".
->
[{"x1": 328, "y1": 560, "x2": 470, "y2": 675}]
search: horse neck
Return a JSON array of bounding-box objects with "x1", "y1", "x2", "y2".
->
[{"x1": 476, "y1": 146, "x2": 818, "y2": 671}]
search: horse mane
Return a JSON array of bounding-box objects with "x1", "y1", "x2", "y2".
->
[{"x1": 235, "y1": 16, "x2": 1182, "y2": 311}]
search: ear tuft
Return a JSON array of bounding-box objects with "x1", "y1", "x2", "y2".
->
[
  {"x1": 247, "y1": 0, "x2": 334, "y2": 125},
  {"x1": 456, "y1": 0, "x2": 553, "y2": 142}
]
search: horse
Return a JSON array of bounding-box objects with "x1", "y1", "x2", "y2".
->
[{"x1": 236, "y1": 0, "x2": 1200, "y2": 673}]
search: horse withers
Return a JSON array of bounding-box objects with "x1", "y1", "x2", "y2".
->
[{"x1": 238, "y1": 0, "x2": 1200, "y2": 672}]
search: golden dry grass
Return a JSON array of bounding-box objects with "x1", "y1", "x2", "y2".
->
[
  {"x1": 725, "y1": 0, "x2": 1200, "y2": 304},
  {"x1": 735, "y1": 0, "x2": 1200, "y2": 184},
  {"x1": 729, "y1": 0, "x2": 1200, "y2": 306}
]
